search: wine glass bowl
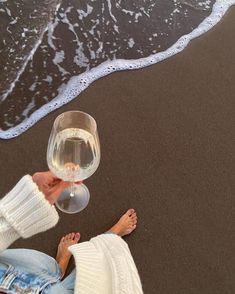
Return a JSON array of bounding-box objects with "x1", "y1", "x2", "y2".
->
[{"x1": 47, "y1": 111, "x2": 100, "y2": 213}]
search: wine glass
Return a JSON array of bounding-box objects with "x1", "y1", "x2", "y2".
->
[{"x1": 47, "y1": 111, "x2": 101, "y2": 214}]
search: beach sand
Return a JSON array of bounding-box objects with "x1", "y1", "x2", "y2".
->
[{"x1": 0, "y1": 6, "x2": 235, "y2": 294}]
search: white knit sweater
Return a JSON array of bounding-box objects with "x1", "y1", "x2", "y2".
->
[
  {"x1": 70, "y1": 234, "x2": 143, "y2": 294},
  {"x1": 0, "y1": 176, "x2": 143, "y2": 294}
]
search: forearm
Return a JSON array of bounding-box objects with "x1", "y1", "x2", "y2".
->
[{"x1": 0, "y1": 175, "x2": 59, "y2": 252}]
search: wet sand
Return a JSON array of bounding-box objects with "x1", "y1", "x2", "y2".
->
[
  {"x1": 0, "y1": 0, "x2": 217, "y2": 130},
  {"x1": 1, "y1": 6, "x2": 235, "y2": 294}
]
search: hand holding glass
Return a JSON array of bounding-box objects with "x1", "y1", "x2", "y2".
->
[{"x1": 47, "y1": 111, "x2": 100, "y2": 214}]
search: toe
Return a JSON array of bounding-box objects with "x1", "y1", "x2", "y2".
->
[
  {"x1": 74, "y1": 233, "x2": 81, "y2": 243},
  {"x1": 126, "y1": 208, "x2": 135, "y2": 216},
  {"x1": 132, "y1": 216, "x2": 137, "y2": 222},
  {"x1": 131, "y1": 213, "x2": 137, "y2": 219},
  {"x1": 71, "y1": 233, "x2": 75, "y2": 240},
  {"x1": 66, "y1": 233, "x2": 72, "y2": 240}
]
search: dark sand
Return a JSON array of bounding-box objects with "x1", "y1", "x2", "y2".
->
[{"x1": 1, "y1": 7, "x2": 235, "y2": 294}]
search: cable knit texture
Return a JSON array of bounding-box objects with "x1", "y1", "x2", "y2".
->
[
  {"x1": 0, "y1": 175, "x2": 59, "y2": 251},
  {"x1": 69, "y1": 234, "x2": 143, "y2": 294}
]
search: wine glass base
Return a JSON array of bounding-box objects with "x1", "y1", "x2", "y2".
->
[{"x1": 55, "y1": 184, "x2": 90, "y2": 214}]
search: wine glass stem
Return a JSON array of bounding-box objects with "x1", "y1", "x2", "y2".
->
[{"x1": 70, "y1": 183, "x2": 76, "y2": 197}]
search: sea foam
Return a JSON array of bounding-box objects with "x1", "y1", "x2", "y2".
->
[{"x1": 0, "y1": 0, "x2": 234, "y2": 139}]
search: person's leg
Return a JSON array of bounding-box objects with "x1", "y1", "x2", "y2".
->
[
  {"x1": 0, "y1": 249, "x2": 62, "y2": 294},
  {"x1": 45, "y1": 233, "x2": 80, "y2": 294},
  {"x1": 56, "y1": 232, "x2": 80, "y2": 278},
  {"x1": 45, "y1": 271, "x2": 76, "y2": 294},
  {"x1": 47, "y1": 209, "x2": 138, "y2": 293},
  {"x1": 0, "y1": 249, "x2": 60, "y2": 278},
  {"x1": 0, "y1": 233, "x2": 80, "y2": 292},
  {"x1": 0, "y1": 233, "x2": 81, "y2": 294},
  {"x1": 60, "y1": 268, "x2": 76, "y2": 291}
]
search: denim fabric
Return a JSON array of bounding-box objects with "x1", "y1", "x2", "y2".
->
[{"x1": 0, "y1": 249, "x2": 75, "y2": 294}]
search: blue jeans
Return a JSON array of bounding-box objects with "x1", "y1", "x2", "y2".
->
[{"x1": 0, "y1": 249, "x2": 75, "y2": 294}]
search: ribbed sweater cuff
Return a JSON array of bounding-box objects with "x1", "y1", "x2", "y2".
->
[
  {"x1": 69, "y1": 241, "x2": 108, "y2": 294},
  {"x1": 0, "y1": 175, "x2": 59, "y2": 238}
]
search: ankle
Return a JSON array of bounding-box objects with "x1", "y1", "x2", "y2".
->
[
  {"x1": 109, "y1": 225, "x2": 121, "y2": 236},
  {"x1": 105, "y1": 229, "x2": 117, "y2": 235},
  {"x1": 58, "y1": 259, "x2": 69, "y2": 278}
]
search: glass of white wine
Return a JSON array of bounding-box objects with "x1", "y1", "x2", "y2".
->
[{"x1": 47, "y1": 111, "x2": 101, "y2": 214}]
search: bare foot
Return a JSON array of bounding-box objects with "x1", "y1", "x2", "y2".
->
[
  {"x1": 109, "y1": 209, "x2": 138, "y2": 237},
  {"x1": 56, "y1": 232, "x2": 80, "y2": 278}
]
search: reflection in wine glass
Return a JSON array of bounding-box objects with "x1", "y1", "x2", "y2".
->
[{"x1": 47, "y1": 111, "x2": 101, "y2": 214}]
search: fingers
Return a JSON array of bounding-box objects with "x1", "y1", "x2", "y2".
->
[
  {"x1": 40, "y1": 173, "x2": 82, "y2": 204},
  {"x1": 34, "y1": 170, "x2": 81, "y2": 187},
  {"x1": 51, "y1": 180, "x2": 70, "y2": 194},
  {"x1": 33, "y1": 171, "x2": 70, "y2": 204},
  {"x1": 46, "y1": 180, "x2": 70, "y2": 204},
  {"x1": 58, "y1": 180, "x2": 71, "y2": 192},
  {"x1": 34, "y1": 171, "x2": 59, "y2": 182},
  {"x1": 75, "y1": 181, "x2": 83, "y2": 185},
  {"x1": 45, "y1": 170, "x2": 57, "y2": 179}
]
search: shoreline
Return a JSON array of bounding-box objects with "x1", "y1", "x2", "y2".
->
[
  {"x1": 1, "y1": 1, "x2": 235, "y2": 138},
  {"x1": 0, "y1": 6, "x2": 235, "y2": 294}
]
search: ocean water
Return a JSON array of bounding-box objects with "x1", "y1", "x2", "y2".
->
[{"x1": 0, "y1": 0, "x2": 234, "y2": 138}]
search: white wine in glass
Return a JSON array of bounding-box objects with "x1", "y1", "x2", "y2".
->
[{"x1": 47, "y1": 111, "x2": 101, "y2": 214}]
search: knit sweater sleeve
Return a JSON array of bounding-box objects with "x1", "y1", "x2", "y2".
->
[{"x1": 0, "y1": 175, "x2": 59, "y2": 252}]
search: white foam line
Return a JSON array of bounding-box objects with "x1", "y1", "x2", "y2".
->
[
  {"x1": 0, "y1": 2, "x2": 62, "y2": 102},
  {"x1": 106, "y1": 0, "x2": 117, "y2": 22},
  {"x1": 1, "y1": 26, "x2": 49, "y2": 102},
  {"x1": 0, "y1": 0, "x2": 235, "y2": 139}
]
